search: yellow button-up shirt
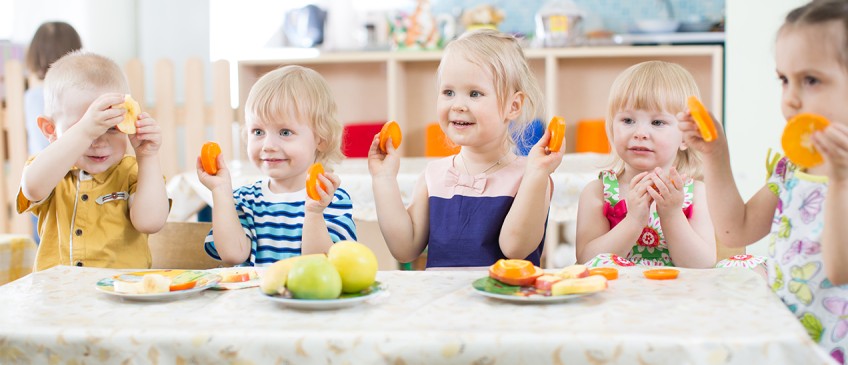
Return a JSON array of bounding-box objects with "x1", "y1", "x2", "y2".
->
[{"x1": 17, "y1": 156, "x2": 152, "y2": 271}]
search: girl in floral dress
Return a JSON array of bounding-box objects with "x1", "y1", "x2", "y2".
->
[
  {"x1": 575, "y1": 61, "x2": 717, "y2": 268},
  {"x1": 679, "y1": 1, "x2": 848, "y2": 362}
]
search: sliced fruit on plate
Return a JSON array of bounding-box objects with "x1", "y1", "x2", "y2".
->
[
  {"x1": 687, "y1": 96, "x2": 718, "y2": 142},
  {"x1": 588, "y1": 267, "x2": 619, "y2": 280},
  {"x1": 643, "y1": 268, "x2": 680, "y2": 280},
  {"x1": 551, "y1": 275, "x2": 608, "y2": 295},
  {"x1": 220, "y1": 268, "x2": 257, "y2": 283},
  {"x1": 306, "y1": 162, "x2": 328, "y2": 200},
  {"x1": 557, "y1": 264, "x2": 589, "y2": 279},
  {"x1": 547, "y1": 116, "x2": 566, "y2": 153},
  {"x1": 378, "y1": 120, "x2": 402, "y2": 153},
  {"x1": 488, "y1": 259, "x2": 544, "y2": 286},
  {"x1": 782, "y1": 113, "x2": 830, "y2": 168},
  {"x1": 534, "y1": 274, "x2": 563, "y2": 290}
]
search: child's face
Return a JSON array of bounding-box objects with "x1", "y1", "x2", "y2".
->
[
  {"x1": 437, "y1": 54, "x2": 510, "y2": 150},
  {"x1": 776, "y1": 23, "x2": 848, "y2": 125},
  {"x1": 245, "y1": 114, "x2": 322, "y2": 192},
  {"x1": 611, "y1": 108, "x2": 685, "y2": 174},
  {"x1": 51, "y1": 88, "x2": 128, "y2": 174}
]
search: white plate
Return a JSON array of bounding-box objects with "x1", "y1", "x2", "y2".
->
[
  {"x1": 208, "y1": 268, "x2": 260, "y2": 290},
  {"x1": 262, "y1": 283, "x2": 384, "y2": 310},
  {"x1": 96, "y1": 270, "x2": 221, "y2": 302},
  {"x1": 471, "y1": 287, "x2": 592, "y2": 303}
]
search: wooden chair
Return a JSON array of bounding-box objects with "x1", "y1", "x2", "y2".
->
[{"x1": 148, "y1": 222, "x2": 222, "y2": 269}]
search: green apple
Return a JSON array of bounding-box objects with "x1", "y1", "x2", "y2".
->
[
  {"x1": 259, "y1": 254, "x2": 323, "y2": 295},
  {"x1": 286, "y1": 255, "x2": 342, "y2": 300},
  {"x1": 327, "y1": 240, "x2": 378, "y2": 293}
]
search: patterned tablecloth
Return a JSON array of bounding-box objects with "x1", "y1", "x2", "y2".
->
[
  {"x1": 0, "y1": 234, "x2": 36, "y2": 285},
  {"x1": 166, "y1": 153, "x2": 608, "y2": 223},
  {"x1": 0, "y1": 266, "x2": 832, "y2": 364}
]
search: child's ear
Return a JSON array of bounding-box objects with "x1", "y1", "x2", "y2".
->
[
  {"x1": 315, "y1": 136, "x2": 328, "y2": 152},
  {"x1": 679, "y1": 140, "x2": 689, "y2": 151},
  {"x1": 37, "y1": 116, "x2": 58, "y2": 142},
  {"x1": 505, "y1": 91, "x2": 525, "y2": 120}
]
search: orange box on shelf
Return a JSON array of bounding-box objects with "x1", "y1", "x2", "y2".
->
[
  {"x1": 576, "y1": 119, "x2": 610, "y2": 153},
  {"x1": 425, "y1": 123, "x2": 460, "y2": 157}
]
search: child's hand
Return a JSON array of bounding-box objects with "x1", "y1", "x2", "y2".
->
[
  {"x1": 647, "y1": 167, "x2": 686, "y2": 216},
  {"x1": 677, "y1": 110, "x2": 728, "y2": 158},
  {"x1": 196, "y1": 153, "x2": 232, "y2": 193},
  {"x1": 77, "y1": 93, "x2": 127, "y2": 138},
  {"x1": 813, "y1": 123, "x2": 848, "y2": 184},
  {"x1": 305, "y1": 171, "x2": 341, "y2": 213},
  {"x1": 624, "y1": 171, "x2": 654, "y2": 223},
  {"x1": 367, "y1": 134, "x2": 400, "y2": 178},
  {"x1": 525, "y1": 127, "x2": 565, "y2": 175},
  {"x1": 128, "y1": 112, "x2": 161, "y2": 157}
]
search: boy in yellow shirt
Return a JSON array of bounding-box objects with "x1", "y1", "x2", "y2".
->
[{"x1": 17, "y1": 51, "x2": 169, "y2": 271}]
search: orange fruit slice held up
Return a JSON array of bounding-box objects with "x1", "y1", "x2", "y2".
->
[
  {"x1": 488, "y1": 259, "x2": 544, "y2": 286},
  {"x1": 306, "y1": 162, "x2": 328, "y2": 200},
  {"x1": 116, "y1": 94, "x2": 140, "y2": 134},
  {"x1": 687, "y1": 96, "x2": 718, "y2": 142},
  {"x1": 782, "y1": 113, "x2": 830, "y2": 169},
  {"x1": 547, "y1": 116, "x2": 566, "y2": 153},
  {"x1": 378, "y1": 121, "x2": 402, "y2": 153},
  {"x1": 588, "y1": 267, "x2": 618, "y2": 280},
  {"x1": 200, "y1": 141, "x2": 222, "y2": 175},
  {"x1": 643, "y1": 268, "x2": 679, "y2": 280}
]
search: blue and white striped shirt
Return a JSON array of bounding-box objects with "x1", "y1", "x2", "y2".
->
[{"x1": 204, "y1": 179, "x2": 357, "y2": 266}]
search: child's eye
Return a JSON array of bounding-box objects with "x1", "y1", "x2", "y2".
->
[
  {"x1": 442, "y1": 89, "x2": 454, "y2": 97},
  {"x1": 251, "y1": 129, "x2": 264, "y2": 136},
  {"x1": 621, "y1": 118, "x2": 634, "y2": 124},
  {"x1": 470, "y1": 90, "x2": 483, "y2": 97},
  {"x1": 108, "y1": 126, "x2": 119, "y2": 132},
  {"x1": 279, "y1": 129, "x2": 293, "y2": 137},
  {"x1": 652, "y1": 119, "x2": 666, "y2": 126},
  {"x1": 777, "y1": 75, "x2": 788, "y2": 85},
  {"x1": 804, "y1": 76, "x2": 820, "y2": 86}
]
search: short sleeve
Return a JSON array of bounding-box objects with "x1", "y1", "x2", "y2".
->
[
  {"x1": 203, "y1": 184, "x2": 258, "y2": 263},
  {"x1": 325, "y1": 188, "x2": 357, "y2": 242},
  {"x1": 765, "y1": 151, "x2": 793, "y2": 197}
]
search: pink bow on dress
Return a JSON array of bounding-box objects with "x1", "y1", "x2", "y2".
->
[{"x1": 445, "y1": 168, "x2": 486, "y2": 193}]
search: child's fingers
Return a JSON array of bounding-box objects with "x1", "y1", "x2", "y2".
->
[
  {"x1": 368, "y1": 135, "x2": 384, "y2": 158},
  {"x1": 324, "y1": 172, "x2": 341, "y2": 189},
  {"x1": 629, "y1": 171, "x2": 650, "y2": 189},
  {"x1": 216, "y1": 153, "x2": 228, "y2": 170},
  {"x1": 668, "y1": 167, "x2": 682, "y2": 189}
]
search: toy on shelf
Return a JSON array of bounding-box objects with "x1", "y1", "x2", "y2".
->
[{"x1": 461, "y1": 4, "x2": 505, "y2": 31}]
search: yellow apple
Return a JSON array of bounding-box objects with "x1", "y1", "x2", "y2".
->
[{"x1": 327, "y1": 240, "x2": 378, "y2": 293}]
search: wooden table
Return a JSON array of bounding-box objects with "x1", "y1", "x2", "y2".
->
[{"x1": 0, "y1": 266, "x2": 831, "y2": 364}]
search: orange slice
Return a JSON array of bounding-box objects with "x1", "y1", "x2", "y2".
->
[
  {"x1": 547, "y1": 116, "x2": 566, "y2": 153},
  {"x1": 306, "y1": 162, "x2": 327, "y2": 200},
  {"x1": 643, "y1": 268, "x2": 679, "y2": 280},
  {"x1": 687, "y1": 96, "x2": 717, "y2": 142},
  {"x1": 378, "y1": 121, "x2": 402, "y2": 153},
  {"x1": 117, "y1": 94, "x2": 140, "y2": 134},
  {"x1": 200, "y1": 141, "x2": 221, "y2": 175},
  {"x1": 488, "y1": 259, "x2": 544, "y2": 286},
  {"x1": 588, "y1": 267, "x2": 618, "y2": 280},
  {"x1": 782, "y1": 113, "x2": 830, "y2": 169}
]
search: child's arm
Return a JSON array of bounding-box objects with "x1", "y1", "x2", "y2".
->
[
  {"x1": 678, "y1": 112, "x2": 777, "y2": 248},
  {"x1": 576, "y1": 172, "x2": 653, "y2": 263},
  {"x1": 501, "y1": 130, "x2": 562, "y2": 258},
  {"x1": 301, "y1": 171, "x2": 341, "y2": 254},
  {"x1": 814, "y1": 123, "x2": 848, "y2": 284},
  {"x1": 128, "y1": 112, "x2": 168, "y2": 234},
  {"x1": 21, "y1": 93, "x2": 126, "y2": 201},
  {"x1": 368, "y1": 135, "x2": 429, "y2": 263},
  {"x1": 197, "y1": 155, "x2": 251, "y2": 265},
  {"x1": 648, "y1": 169, "x2": 716, "y2": 268}
]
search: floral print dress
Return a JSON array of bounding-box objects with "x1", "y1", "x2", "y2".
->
[
  {"x1": 585, "y1": 170, "x2": 694, "y2": 267},
  {"x1": 761, "y1": 156, "x2": 846, "y2": 364}
]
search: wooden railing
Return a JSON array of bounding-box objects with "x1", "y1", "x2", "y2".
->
[{"x1": 0, "y1": 58, "x2": 237, "y2": 235}]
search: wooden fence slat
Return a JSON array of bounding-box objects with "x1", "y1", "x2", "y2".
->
[
  {"x1": 154, "y1": 59, "x2": 178, "y2": 178},
  {"x1": 184, "y1": 58, "x2": 205, "y2": 174},
  {"x1": 4, "y1": 60, "x2": 31, "y2": 234},
  {"x1": 124, "y1": 59, "x2": 145, "y2": 156},
  {"x1": 212, "y1": 60, "x2": 234, "y2": 162}
]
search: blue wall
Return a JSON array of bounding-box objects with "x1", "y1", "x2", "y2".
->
[{"x1": 430, "y1": 0, "x2": 724, "y2": 35}]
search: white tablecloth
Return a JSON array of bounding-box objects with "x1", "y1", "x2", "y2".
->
[
  {"x1": 0, "y1": 266, "x2": 831, "y2": 364},
  {"x1": 166, "y1": 153, "x2": 610, "y2": 223}
]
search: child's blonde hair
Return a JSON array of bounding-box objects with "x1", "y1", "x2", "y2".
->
[
  {"x1": 438, "y1": 29, "x2": 544, "y2": 149},
  {"x1": 606, "y1": 60, "x2": 702, "y2": 179},
  {"x1": 42, "y1": 51, "x2": 128, "y2": 120},
  {"x1": 782, "y1": 0, "x2": 848, "y2": 70},
  {"x1": 244, "y1": 65, "x2": 344, "y2": 165}
]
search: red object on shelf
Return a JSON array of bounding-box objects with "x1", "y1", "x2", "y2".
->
[{"x1": 342, "y1": 122, "x2": 384, "y2": 157}]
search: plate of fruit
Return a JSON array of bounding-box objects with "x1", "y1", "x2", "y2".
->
[
  {"x1": 471, "y1": 260, "x2": 610, "y2": 303},
  {"x1": 260, "y1": 241, "x2": 385, "y2": 310},
  {"x1": 96, "y1": 269, "x2": 221, "y2": 301},
  {"x1": 208, "y1": 267, "x2": 260, "y2": 290}
]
